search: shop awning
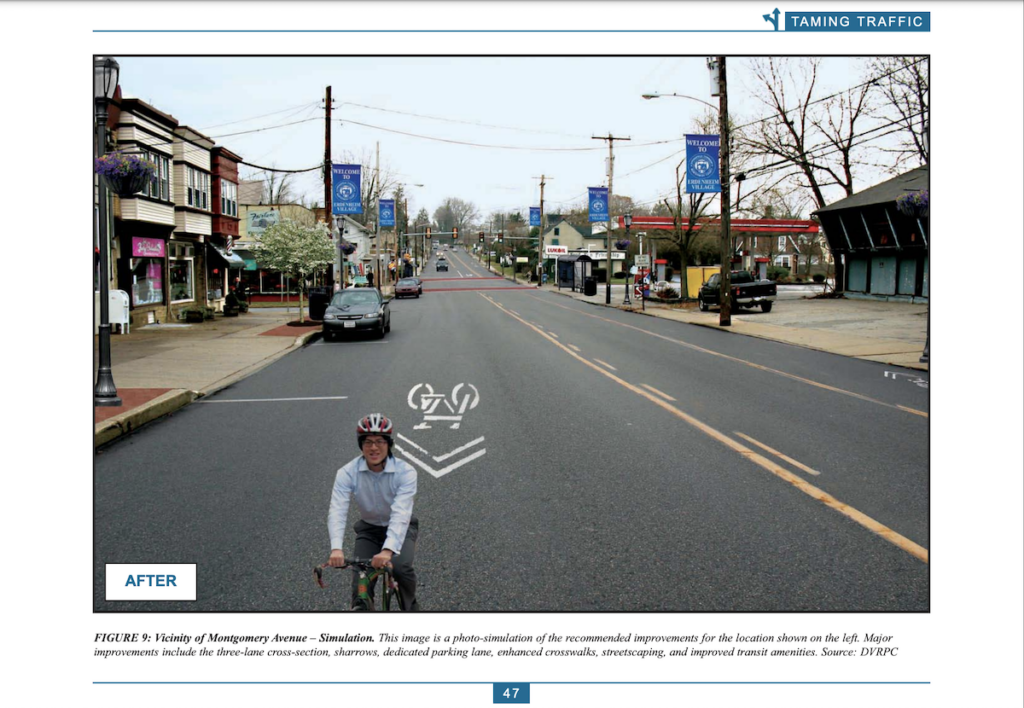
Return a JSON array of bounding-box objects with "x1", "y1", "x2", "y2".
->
[{"x1": 209, "y1": 243, "x2": 248, "y2": 269}]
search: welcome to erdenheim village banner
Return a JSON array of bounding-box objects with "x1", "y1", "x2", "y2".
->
[
  {"x1": 588, "y1": 187, "x2": 609, "y2": 222},
  {"x1": 379, "y1": 199, "x2": 396, "y2": 228},
  {"x1": 332, "y1": 164, "x2": 362, "y2": 214},
  {"x1": 685, "y1": 134, "x2": 721, "y2": 193},
  {"x1": 530, "y1": 207, "x2": 541, "y2": 227}
]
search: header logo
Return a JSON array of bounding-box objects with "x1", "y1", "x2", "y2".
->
[{"x1": 763, "y1": 7, "x2": 780, "y2": 31}]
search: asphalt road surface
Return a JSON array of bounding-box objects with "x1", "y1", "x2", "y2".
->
[{"x1": 94, "y1": 248, "x2": 929, "y2": 612}]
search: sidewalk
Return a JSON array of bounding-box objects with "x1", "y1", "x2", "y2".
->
[
  {"x1": 94, "y1": 309, "x2": 320, "y2": 446},
  {"x1": 470, "y1": 254, "x2": 929, "y2": 371}
]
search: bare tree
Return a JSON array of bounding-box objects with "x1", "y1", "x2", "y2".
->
[
  {"x1": 263, "y1": 169, "x2": 294, "y2": 204},
  {"x1": 740, "y1": 58, "x2": 873, "y2": 210},
  {"x1": 867, "y1": 56, "x2": 929, "y2": 170},
  {"x1": 433, "y1": 197, "x2": 479, "y2": 233}
]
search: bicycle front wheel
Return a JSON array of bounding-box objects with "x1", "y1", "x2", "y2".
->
[{"x1": 382, "y1": 573, "x2": 403, "y2": 611}]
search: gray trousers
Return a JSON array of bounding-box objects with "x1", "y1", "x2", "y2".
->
[{"x1": 351, "y1": 517, "x2": 419, "y2": 611}]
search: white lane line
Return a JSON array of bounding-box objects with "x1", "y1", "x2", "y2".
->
[
  {"x1": 198, "y1": 396, "x2": 349, "y2": 404},
  {"x1": 568, "y1": 344, "x2": 582, "y2": 352},
  {"x1": 734, "y1": 432, "x2": 821, "y2": 476},
  {"x1": 593, "y1": 358, "x2": 618, "y2": 371},
  {"x1": 432, "y1": 436, "x2": 485, "y2": 462},
  {"x1": 640, "y1": 384, "x2": 676, "y2": 402},
  {"x1": 395, "y1": 445, "x2": 487, "y2": 479},
  {"x1": 313, "y1": 341, "x2": 390, "y2": 346}
]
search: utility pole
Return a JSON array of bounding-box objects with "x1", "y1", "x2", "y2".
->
[
  {"x1": 533, "y1": 175, "x2": 551, "y2": 287},
  {"x1": 716, "y1": 57, "x2": 732, "y2": 326},
  {"x1": 324, "y1": 86, "x2": 344, "y2": 290},
  {"x1": 593, "y1": 134, "x2": 630, "y2": 303},
  {"x1": 375, "y1": 141, "x2": 381, "y2": 292}
]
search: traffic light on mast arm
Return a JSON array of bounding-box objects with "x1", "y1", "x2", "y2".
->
[
  {"x1": 452, "y1": 226, "x2": 459, "y2": 241},
  {"x1": 479, "y1": 232, "x2": 485, "y2": 243},
  {"x1": 425, "y1": 227, "x2": 431, "y2": 239}
]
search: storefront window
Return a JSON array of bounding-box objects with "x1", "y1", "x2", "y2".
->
[
  {"x1": 169, "y1": 242, "x2": 194, "y2": 302},
  {"x1": 130, "y1": 258, "x2": 164, "y2": 306}
]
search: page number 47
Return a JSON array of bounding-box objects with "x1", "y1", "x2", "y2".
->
[{"x1": 503, "y1": 689, "x2": 518, "y2": 699}]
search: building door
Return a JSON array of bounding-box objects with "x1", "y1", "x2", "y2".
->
[
  {"x1": 870, "y1": 256, "x2": 897, "y2": 295},
  {"x1": 848, "y1": 258, "x2": 868, "y2": 292},
  {"x1": 897, "y1": 258, "x2": 918, "y2": 296}
]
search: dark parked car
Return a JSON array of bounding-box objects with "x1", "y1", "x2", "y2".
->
[
  {"x1": 436, "y1": 258, "x2": 449, "y2": 272},
  {"x1": 322, "y1": 289, "x2": 391, "y2": 341},
  {"x1": 395, "y1": 278, "x2": 421, "y2": 298},
  {"x1": 698, "y1": 270, "x2": 777, "y2": 313}
]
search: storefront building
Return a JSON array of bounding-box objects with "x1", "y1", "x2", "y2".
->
[
  {"x1": 208, "y1": 146, "x2": 246, "y2": 309},
  {"x1": 813, "y1": 166, "x2": 928, "y2": 302},
  {"x1": 169, "y1": 126, "x2": 215, "y2": 319},
  {"x1": 236, "y1": 202, "x2": 325, "y2": 301},
  {"x1": 111, "y1": 98, "x2": 179, "y2": 327}
]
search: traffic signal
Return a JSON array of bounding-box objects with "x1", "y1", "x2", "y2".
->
[
  {"x1": 452, "y1": 226, "x2": 459, "y2": 240},
  {"x1": 479, "y1": 232, "x2": 485, "y2": 242},
  {"x1": 497, "y1": 232, "x2": 503, "y2": 243},
  {"x1": 425, "y1": 227, "x2": 431, "y2": 239}
]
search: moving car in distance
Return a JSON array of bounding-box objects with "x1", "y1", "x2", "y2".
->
[
  {"x1": 395, "y1": 278, "x2": 421, "y2": 298},
  {"x1": 698, "y1": 270, "x2": 777, "y2": 313},
  {"x1": 437, "y1": 257, "x2": 449, "y2": 272},
  {"x1": 322, "y1": 288, "x2": 392, "y2": 341}
]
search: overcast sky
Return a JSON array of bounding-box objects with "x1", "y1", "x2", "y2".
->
[{"x1": 117, "y1": 55, "x2": 906, "y2": 221}]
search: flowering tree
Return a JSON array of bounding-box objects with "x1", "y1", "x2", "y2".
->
[{"x1": 252, "y1": 220, "x2": 334, "y2": 322}]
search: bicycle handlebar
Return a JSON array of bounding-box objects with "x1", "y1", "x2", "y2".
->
[{"x1": 313, "y1": 557, "x2": 394, "y2": 589}]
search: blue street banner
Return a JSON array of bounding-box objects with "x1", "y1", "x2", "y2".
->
[
  {"x1": 685, "y1": 135, "x2": 721, "y2": 193},
  {"x1": 379, "y1": 199, "x2": 396, "y2": 228},
  {"x1": 588, "y1": 187, "x2": 609, "y2": 222},
  {"x1": 332, "y1": 164, "x2": 362, "y2": 214},
  {"x1": 530, "y1": 207, "x2": 541, "y2": 227}
]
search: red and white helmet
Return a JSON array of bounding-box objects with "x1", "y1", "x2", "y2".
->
[{"x1": 357, "y1": 413, "x2": 394, "y2": 441}]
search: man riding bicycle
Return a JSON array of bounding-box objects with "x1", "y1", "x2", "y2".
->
[{"x1": 327, "y1": 413, "x2": 419, "y2": 610}]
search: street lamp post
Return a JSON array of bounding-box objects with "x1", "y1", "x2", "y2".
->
[
  {"x1": 710, "y1": 56, "x2": 732, "y2": 327},
  {"x1": 643, "y1": 73, "x2": 732, "y2": 325},
  {"x1": 95, "y1": 56, "x2": 121, "y2": 407},
  {"x1": 622, "y1": 212, "x2": 632, "y2": 305}
]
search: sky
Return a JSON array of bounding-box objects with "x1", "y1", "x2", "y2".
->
[{"x1": 117, "y1": 55, "x2": 913, "y2": 223}]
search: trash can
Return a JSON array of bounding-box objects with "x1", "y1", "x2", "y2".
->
[
  {"x1": 307, "y1": 286, "x2": 331, "y2": 321},
  {"x1": 583, "y1": 276, "x2": 598, "y2": 297}
]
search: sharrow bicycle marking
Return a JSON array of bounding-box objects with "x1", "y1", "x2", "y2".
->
[
  {"x1": 734, "y1": 431, "x2": 821, "y2": 477},
  {"x1": 884, "y1": 371, "x2": 929, "y2": 389},
  {"x1": 640, "y1": 384, "x2": 677, "y2": 402},
  {"x1": 197, "y1": 395, "x2": 349, "y2": 403},
  {"x1": 479, "y1": 292, "x2": 928, "y2": 564},
  {"x1": 526, "y1": 293, "x2": 928, "y2": 419},
  {"x1": 407, "y1": 383, "x2": 480, "y2": 429}
]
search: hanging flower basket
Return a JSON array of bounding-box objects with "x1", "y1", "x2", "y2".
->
[
  {"x1": 339, "y1": 240, "x2": 357, "y2": 256},
  {"x1": 896, "y1": 189, "x2": 929, "y2": 218},
  {"x1": 614, "y1": 239, "x2": 631, "y2": 250},
  {"x1": 95, "y1": 151, "x2": 157, "y2": 197}
]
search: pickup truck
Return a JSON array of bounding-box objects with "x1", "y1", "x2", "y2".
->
[{"x1": 698, "y1": 270, "x2": 777, "y2": 313}]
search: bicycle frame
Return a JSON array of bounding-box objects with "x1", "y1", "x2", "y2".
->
[{"x1": 314, "y1": 558, "x2": 402, "y2": 611}]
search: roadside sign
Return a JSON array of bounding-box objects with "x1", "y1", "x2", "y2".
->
[
  {"x1": 634, "y1": 284, "x2": 643, "y2": 298},
  {"x1": 636, "y1": 255, "x2": 651, "y2": 267}
]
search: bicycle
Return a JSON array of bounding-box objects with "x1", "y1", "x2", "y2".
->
[{"x1": 314, "y1": 557, "x2": 404, "y2": 611}]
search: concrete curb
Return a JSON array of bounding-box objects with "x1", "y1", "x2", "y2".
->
[
  {"x1": 94, "y1": 389, "x2": 196, "y2": 447},
  {"x1": 94, "y1": 329, "x2": 321, "y2": 448}
]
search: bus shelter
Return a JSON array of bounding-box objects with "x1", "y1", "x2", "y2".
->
[{"x1": 557, "y1": 254, "x2": 593, "y2": 292}]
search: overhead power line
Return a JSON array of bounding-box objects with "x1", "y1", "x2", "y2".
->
[{"x1": 198, "y1": 101, "x2": 320, "y2": 131}]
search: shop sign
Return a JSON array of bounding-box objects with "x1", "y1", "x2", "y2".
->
[
  {"x1": 544, "y1": 245, "x2": 569, "y2": 258},
  {"x1": 247, "y1": 209, "x2": 280, "y2": 236},
  {"x1": 132, "y1": 237, "x2": 165, "y2": 258}
]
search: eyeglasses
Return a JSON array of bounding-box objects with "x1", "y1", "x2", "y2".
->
[{"x1": 362, "y1": 439, "x2": 388, "y2": 449}]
